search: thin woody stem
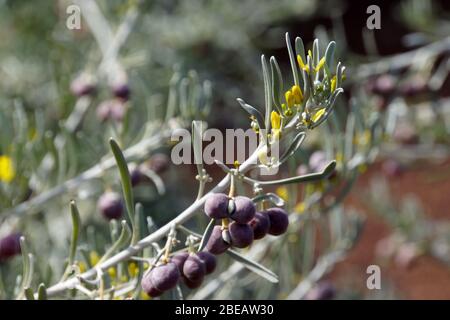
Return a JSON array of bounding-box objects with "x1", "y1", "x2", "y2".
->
[{"x1": 42, "y1": 143, "x2": 265, "y2": 298}]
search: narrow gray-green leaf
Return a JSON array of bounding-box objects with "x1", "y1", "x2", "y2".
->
[
  {"x1": 37, "y1": 283, "x2": 47, "y2": 300},
  {"x1": 245, "y1": 161, "x2": 336, "y2": 186},
  {"x1": 69, "y1": 200, "x2": 80, "y2": 266},
  {"x1": 24, "y1": 287, "x2": 35, "y2": 300},
  {"x1": 286, "y1": 33, "x2": 299, "y2": 86},
  {"x1": 295, "y1": 36, "x2": 306, "y2": 67},
  {"x1": 109, "y1": 138, "x2": 135, "y2": 233},
  {"x1": 198, "y1": 218, "x2": 216, "y2": 252},
  {"x1": 226, "y1": 249, "x2": 279, "y2": 283},
  {"x1": 325, "y1": 41, "x2": 336, "y2": 70},
  {"x1": 192, "y1": 120, "x2": 206, "y2": 174},
  {"x1": 236, "y1": 98, "x2": 264, "y2": 129},
  {"x1": 261, "y1": 55, "x2": 272, "y2": 132},
  {"x1": 279, "y1": 132, "x2": 306, "y2": 164},
  {"x1": 312, "y1": 38, "x2": 320, "y2": 67},
  {"x1": 270, "y1": 56, "x2": 284, "y2": 112},
  {"x1": 165, "y1": 72, "x2": 180, "y2": 121},
  {"x1": 252, "y1": 193, "x2": 285, "y2": 207}
]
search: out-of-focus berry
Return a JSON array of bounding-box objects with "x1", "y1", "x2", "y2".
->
[
  {"x1": 304, "y1": 281, "x2": 336, "y2": 300},
  {"x1": 96, "y1": 99, "x2": 126, "y2": 123},
  {"x1": 0, "y1": 233, "x2": 22, "y2": 262},
  {"x1": 70, "y1": 73, "x2": 96, "y2": 97},
  {"x1": 97, "y1": 191, "x2": 124, "y2": 220}
]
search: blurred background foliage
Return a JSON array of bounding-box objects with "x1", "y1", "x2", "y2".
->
[{"x1": 0, "y1": 0, "x2": 450, "y2": 299}]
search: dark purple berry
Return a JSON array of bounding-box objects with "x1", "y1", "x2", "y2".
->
[
  {"x1": 183, "y1": 254, "x2": 206, "y2": 282},
  {"x1": 130, "y1": 166, "x2": 144, "y2": 187},
  {"x1": 184, "y1": 277, "x2": 203, "y2": 289},
  {"x1": 146, "y1": 153, "x2": 170, "y2": 174},
  {"x1": 96, "y1": 99, "x2": 126, "y2": 123},
  {"x1": 171, "y1": 252, "x2": 189, "y2": 273},
  {"x1": 204, "y1": 193, "x2": 230, "y2": 219},
  {"x1": 140, "y1": 278, "x2": 163, "y2": 297},
  {"x1": 141, "y1": 262, "x2": 180, "y2": 297},
  {"x1": 204, "y1": 225, "x2": 230, "y2": 255},
  {"x1": 196, "y1": 251, "x2": 217, "y2": 274},
  {"x1": 112, "y1": 82, "x2": 131, "y2": 101},
  {"x1": 230, "y1": 196, "x2": 255, "y2": 224},
  {"x1": 249, "y1": 211, "x2": 270, "y2": 240},
  {"x1": 97, "y1": 192, "x2": 123, "y2": 220},
  {"x1": 266, "y1": 208, "x2": 289, "y2": 236},
  {"x1": 0, "y1": 233, "x2": 22, "y2": 261},
  {"x1": 229, "y1": 222, "x2": 253, "y2": 248}
]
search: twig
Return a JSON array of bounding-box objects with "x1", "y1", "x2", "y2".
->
[
  {"x1": 42, "y1": 144, "x2": 264, "y2": 298},
  {"x1": 0, "y1": 127, "x2": 171, "y2": 224}
]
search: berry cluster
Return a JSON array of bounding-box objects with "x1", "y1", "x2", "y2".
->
[
  {"x1": 140, "y1": 193, "x2": 289, "y2": 298},
  {"x1": 141, "y1": 251, "x2": 216, "y2": 297},
  {"x1": 204, "y1": 193, "x2": 289, "y2": 254}
]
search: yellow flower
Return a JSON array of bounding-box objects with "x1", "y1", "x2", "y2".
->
[
  {"x1": 291, "y1": 85, "x2": 303, "y2": 104},
  {"x1": 315, "y1": 57, "x2": 326, "y2": 72},
  {"x1": 336, "y1": 152, "x2": 343, "y2": 165},
  {"x1": 108, "y1": 267, "x2": 117, "y2": 279},
  {"x1": 275, "y1": 186, "x2": 289, "y2": 201},
  {"x1": 78, "y1": 262, "x2": 87, "y2": 273},
  {"x1": 285, "y1": 90, "x2": 294, "y2": 108},
  {"x1": 270, "y1": 110, "x2": 281, "y2": 140},
  {"x1": 89, "y1": 251, "x2": 100, "y2": 266},
  {"x1": 128, "y1": 262, "x2": 138, "y2": 277},
  {"x1": 331, "y1": 75, "x2": 337, "y2": 92},
  {"x1": 354, "y1": 130, "x2": 371, "y2": 146},
  {"x1": 294, "y1": 202, "x2": 306, "y2": 214},
  {"x1": 297, "y1": 55, "x2": 309, "y2": 73},
  {"x1": 270, "y1": 111, "x2": 281, "y2": 130},
  {"x1": 311, "y1": 108, "x2": 326, "y2": 123},
  {"x1": 0, "y1": 155, "x2": 15, "y2": 183}
]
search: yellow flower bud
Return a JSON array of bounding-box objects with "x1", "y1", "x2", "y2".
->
[
  {"x1": 89, "y1": 251, "x2": 100, "y2": 266},
  {"x1": 311, "y1": 108, "x2": 326, "y2": 123},
  {"x1": 128, "y1": 262, "x2": 139, "y2": 277},
  {"x1": 297, "y1": 55, "x2": 309, "y2": 73},
  {"x1": 275, "y1": 186, "x2": 289, "y2": 201},
  {"x1": 0, "y1": 155, "x2": 15, "y2": 183},
  {"x1": 291, "y1": 85, "x2": 303, "y2": 104},
  {"x1": 285, "y1": 90, "x2": 294, "y2": 108},
  {"x1": 315, "y1": 57, "x2": 326, "y2": 72},
  {"x1": 270, "y1": 111, "x2": 281, "y2": 130},
  {"x1": 108, "y1": 267, "x2": 117, "y2": 279},
  {"x1": 331, "y1": 75, "x2": 337, "y2": 92}
]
